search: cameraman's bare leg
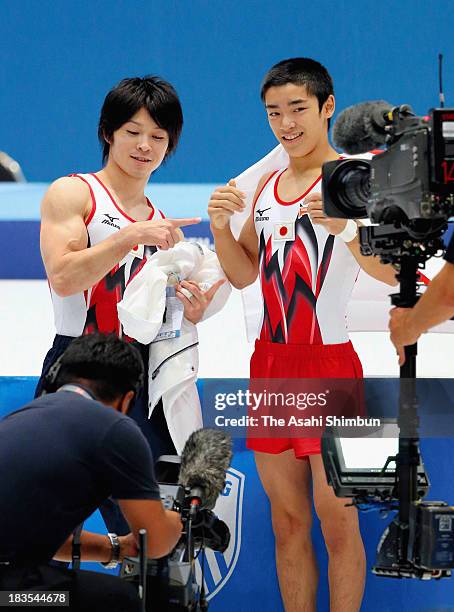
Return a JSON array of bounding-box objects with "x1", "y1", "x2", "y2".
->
[
  {"x1": 310, "y1": 454, "x2": 366, "y2": 612},
  {"x1": 254, "y1": 450, "x2": 318, "y2": 612}
]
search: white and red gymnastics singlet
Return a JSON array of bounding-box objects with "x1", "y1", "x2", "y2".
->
[
  {"x1": 253, "y1": 168, "x2": 360, "y2": 346},
  {"x1": 248, "y1": 168, "x2": 364, "y2": 458},
  {"x1": 50, "y1": 172, "x2": 164, "y2": 338}
]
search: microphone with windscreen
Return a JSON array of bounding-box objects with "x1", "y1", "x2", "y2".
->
[
  {"x1": 333, "y1": 100, "x2": 393, "y2": 154},
  {"x1": 178, "y1": 428, "x2": 233, "y2": 512}
]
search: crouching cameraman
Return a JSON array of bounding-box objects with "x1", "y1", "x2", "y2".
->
[
  {"x1": 390, "y1": 233, "x2": 454, "y2": 364},
  {"x1": 0, "y1": 333, "x2": 182, "y2": 611}
]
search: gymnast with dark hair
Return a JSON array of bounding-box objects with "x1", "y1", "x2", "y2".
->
[{"x1": 36, "y1": 76, "x2": 223, "y2": 533}]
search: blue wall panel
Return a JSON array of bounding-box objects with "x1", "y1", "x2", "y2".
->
[{"x1": 0, "y1": 1, "x2": 452, "y2": 183}]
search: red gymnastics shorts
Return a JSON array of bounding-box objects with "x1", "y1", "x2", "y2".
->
[{"x1": 246, "y1": 339, "x2": 364, "y2": 459}]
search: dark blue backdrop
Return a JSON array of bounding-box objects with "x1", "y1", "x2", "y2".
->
[{"x1": 1, "y1": 1, "x2": 453, "y2": 182}]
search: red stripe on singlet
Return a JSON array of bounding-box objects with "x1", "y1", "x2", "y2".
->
[
  {"x1": 252, "y1": 171, "x2": 279, "y2": 216},
  {"x1": 69, "y1": 174, "x2": 97, "y2": 226}
]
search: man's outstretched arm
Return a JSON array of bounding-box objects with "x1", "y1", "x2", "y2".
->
[
  {"x1": 389, "y1": 260, "x2": 454, "y2": 364},
  {"x1": 119, "y1": 499, "x2": 182, "y2": 559},
  {"x1": 41, "y1": 176, "x2": 200, "y2": 297}
]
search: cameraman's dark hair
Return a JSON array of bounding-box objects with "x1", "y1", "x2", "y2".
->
[
  {"x1": 261, "y1": 58, "x2": 334, "y2": 129},
  {"x1": 98, "y1": 76, "x2": 183, "y2": 164},
  {"x1": 54, "y1": 333, "x2": 144, "y2": 402}
]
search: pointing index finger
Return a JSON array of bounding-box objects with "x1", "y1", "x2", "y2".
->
[{"x1": 168, "y1": 217, "x2": 202, "y2": 228}]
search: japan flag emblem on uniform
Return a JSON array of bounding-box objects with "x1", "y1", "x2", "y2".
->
[{"x1": 273, "y1": 222, "x2": 295, "y2": 241}]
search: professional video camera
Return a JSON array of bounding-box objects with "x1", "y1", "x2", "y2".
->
[
  {"x1": 322, "y1": 101, "x2": 454, "y2": 264},
  {"x1": 320, "y1": 80, "x2": 454, "y2": 579},
  {"x1": 121, "y1": 429, "x2": 232, "y2": 611}
]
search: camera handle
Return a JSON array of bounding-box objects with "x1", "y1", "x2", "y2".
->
[
  {"x1": 138, "y1": 529, "x2": 147, "y2": 612},
  {"x1": 390, "y1": 255, "x2": 423, "y2": 565},
  {"x1": 185, "y1": 509, "x2": 209, "y2": 611}
]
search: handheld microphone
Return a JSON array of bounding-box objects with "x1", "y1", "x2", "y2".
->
[
  {"x1": 333, "y1": 100, "x2": 393, "y2": 154},
  {"x1": 178, "y1": 429, "x2": 232, "y2": 511}
]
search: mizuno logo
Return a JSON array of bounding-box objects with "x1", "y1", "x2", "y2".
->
[
  {"x1": 256, "y1": 207, "x2": 271, "y2": 217},
  {"x1": 102, "y1": 213, "x2": 121, "y2": 229},
  {"x1": 104, "y1": 214, "x2": 119, "y2": 223}
]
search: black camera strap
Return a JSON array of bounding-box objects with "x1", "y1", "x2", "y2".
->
[{"x1": 71, "y1": 523, "x2": 83, "y2": 570}]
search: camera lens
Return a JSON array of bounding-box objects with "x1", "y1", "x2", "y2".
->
[{"x1": 327, "y1": 159, "x2": 371, "y2": 217}]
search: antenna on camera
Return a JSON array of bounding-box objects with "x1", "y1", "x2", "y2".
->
[{"x1": 439, "y1": 53, "x2": 445, "y2": 108}]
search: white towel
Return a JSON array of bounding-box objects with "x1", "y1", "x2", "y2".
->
[
  {"x1": 116, "y1": 241, "x2": 232, "y2": 454},
  {"x1": 117, "y1": 241, "x2": 231, "y2": 344}
]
